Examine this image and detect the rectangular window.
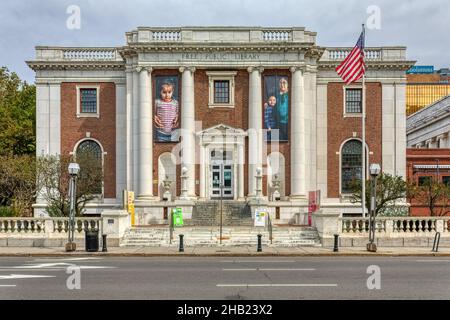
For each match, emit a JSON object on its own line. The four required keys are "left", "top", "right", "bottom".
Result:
{"left": 345, "top": 88, "right": 362, "bottom": 113}
{"left": 80, "top": 88, "right": 98, "bottom": 113}
{"left": 418, "top": 176, "right": 432, "bottom": 186}
{"left": 443, "top": 176, "right": 450, "bottom": 186}
{"left": 214, "top": 80, "right": 230, "bottom": 104}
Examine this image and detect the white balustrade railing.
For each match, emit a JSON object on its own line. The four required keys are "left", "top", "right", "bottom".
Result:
{"left": 0, "top": 217, "right": 102, "bottom": 234}
{"left": 326, "top": 49, "right": 381, "bottom": 61}
{"left": 339, "top": 217, "right": 450, "bottom": 235}
{"left": 0, "top": 218, "right": 46, "bottom": 234}
{"left": 263, "top": 30, "right": 291, "bottom": 41}
{"left": 63, "top": 49, "right": 117, "bottom": 60}
{"left": 341, "top": 218, "right": 386, "bottom": 234}
{"left": 152, "top": 31, "right": 181, "bottom": 41}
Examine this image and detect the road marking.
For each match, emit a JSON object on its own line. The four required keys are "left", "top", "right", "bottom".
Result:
{"left": 217, "top": 284, "right": 338, "bottom": 287}
{"left": 12, "top": 263, "right": 116, "bottom": 270}
{"left": 0, "top": 269, "right": 62, "bottom": 272}
{"left": 0, "top": 285, "right": 16, "bottom": 287}
{"left": 221, "top": 260, "right": 296, "bottom": 263}
{"left": 416, "top": 260, "right": 450, "bottom": 262}
{"left": 28, "top": 257, "right": 103, "bottom": 262}
{"left": 0, "top": 274, "right": 56, "bottom": 280}
{"left": 222, "top": 268, "right": 315, "bottom": 271}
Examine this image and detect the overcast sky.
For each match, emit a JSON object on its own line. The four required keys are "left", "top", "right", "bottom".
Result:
{"left": 1, "top": 0, "right": 448, "bottom": 83}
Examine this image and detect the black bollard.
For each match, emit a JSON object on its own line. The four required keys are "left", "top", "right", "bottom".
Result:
{"left": 257, "top": 234, "right": 262, "bottom": 252}
{"left": 179, "top": 234, "right": 184, "bottom": 252}
{"left": 333, "top": 234, "right": 339, "bottom": 252}
{"left": 102, "top": 234, "right": 108, "bottom": 252}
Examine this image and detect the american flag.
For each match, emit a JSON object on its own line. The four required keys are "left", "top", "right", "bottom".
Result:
{"left": 336, "top": 31, "right": 366, "bottom": 85}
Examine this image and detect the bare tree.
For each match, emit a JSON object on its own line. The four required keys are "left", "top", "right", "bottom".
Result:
{"left": 36, "top": 153, "right": 103, "bottom": 217}
{"left": 407, "top": 178, "right": 450, "bottom": 217}
{"left": 351, "top": 173, "right": 407, "bottom": 217}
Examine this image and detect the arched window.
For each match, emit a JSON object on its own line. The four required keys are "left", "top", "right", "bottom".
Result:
{"left": 341, "top": 140, "right": 363, "bottom": 194}
{"left": 75, "top": 140, "right": 103, "bottom": 195}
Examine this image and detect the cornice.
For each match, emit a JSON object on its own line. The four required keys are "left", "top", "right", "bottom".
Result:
{"left": 318, "top": 60, "right": 416, "bottom": 72}
{"left": 26, "top": 61, "right": 125, "bottom": 71}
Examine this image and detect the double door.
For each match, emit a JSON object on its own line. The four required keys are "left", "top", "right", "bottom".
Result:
{"left": 210, "top": 163, "right": 233, "bottom": 199}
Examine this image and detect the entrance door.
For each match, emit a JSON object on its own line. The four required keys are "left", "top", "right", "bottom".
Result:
{"left": 210, "top": 150, "right": 234, "bottom": 199}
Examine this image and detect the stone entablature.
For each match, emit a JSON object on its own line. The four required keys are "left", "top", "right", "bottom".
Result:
{"left": 407, "top": 95, "right": 450, "bottom": 148}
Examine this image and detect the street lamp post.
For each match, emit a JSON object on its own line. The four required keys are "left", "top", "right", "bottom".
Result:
{"left": 65, "top": 162, "right": 80, "bottom": 252}
{"left": 367, "top": 163, "right": 381, "bottom": 252}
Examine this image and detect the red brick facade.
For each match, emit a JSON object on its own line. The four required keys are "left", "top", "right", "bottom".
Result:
{"left": 327, "top": 82, "right": 383, "bottom": 198}
{"left": 406, "top": 148, "right": 450, "bottom": 216}
{"left": 60, "top": 82, "right": 116, "bottom": 198}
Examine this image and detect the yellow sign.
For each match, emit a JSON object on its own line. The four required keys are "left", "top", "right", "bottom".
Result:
{"left": 127, "top": 191, "right": 135, "bottom": 226}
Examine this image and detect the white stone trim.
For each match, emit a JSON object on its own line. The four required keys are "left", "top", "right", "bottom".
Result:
{"left": 76, "top": 85, "right": 100, "bottom": 118}
{"left": 342, "top": 85, "right": 365, "bottom": 117}
{"left": 206, "top": 71, "right": 237, "bottom": 108}
{"left": 338, "top": 138, "right": 370, "bottom": 199}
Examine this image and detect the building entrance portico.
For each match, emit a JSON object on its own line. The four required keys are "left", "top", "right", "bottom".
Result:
{"left": 197, "top": 124, "right": 247, "bottom": 201}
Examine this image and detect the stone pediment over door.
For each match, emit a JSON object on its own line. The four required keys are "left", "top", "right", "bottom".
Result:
{"left": 197, "top": 123, "right": 247, "bottom": 145}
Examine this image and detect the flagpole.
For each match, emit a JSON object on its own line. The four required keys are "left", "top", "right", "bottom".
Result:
{"left": 361, "top": 24, "right": 366, "bottom": 218}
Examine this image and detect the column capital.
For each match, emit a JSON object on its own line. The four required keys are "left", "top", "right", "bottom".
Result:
{"left": 179, "top": 66, "right": 196, "bottom": 73}
{"left": 290, "top": 66, "right": 302, "bottom": 73}
{"left": 247, "top": 66, "right": 264, "bottom": 74}
{"left": 136, "top": 66, "right": 153, "bottom": 74}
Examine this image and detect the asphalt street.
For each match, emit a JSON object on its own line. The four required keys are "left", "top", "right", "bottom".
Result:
{"left": 0, "top": 256, "right": 449, "bottom": 299}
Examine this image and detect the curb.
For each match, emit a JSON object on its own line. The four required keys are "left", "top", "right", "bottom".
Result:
{"left": 0, "top": 252, "right": 449, "bottom": 257}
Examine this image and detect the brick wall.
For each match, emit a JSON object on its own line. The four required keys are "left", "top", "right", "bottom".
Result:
{"left": 327, "top": 82, "right": 382, "bottom": 198}
{"left": 60, "top": 82, "right": 116, "bottom": 199}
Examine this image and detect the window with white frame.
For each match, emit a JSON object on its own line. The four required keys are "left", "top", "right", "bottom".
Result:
{"left": 344, "top": 88, "right": 363, "bottom": 115}
{"left": 75, "top": 139, "right": 103, "bottom": 196}
{"left": 207, "top": 71, "right": 237, "bottom": 108}
{"left": 341, "top": 140, "right": 363, "bottom": 194}
{"left": 77, "top": 86, "right": 100, "bottom": 117}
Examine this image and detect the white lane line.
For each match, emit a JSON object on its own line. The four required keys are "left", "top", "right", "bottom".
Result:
{"left": 222, "top": 268, "right": 315, "bottom": 271}
{"left": 0, "top": 269, "right": 61, "bottom": 272}
{"left": 415, "top": 260, "right": 450, "bottom": 262}
{"left": 221, "top": 260, "right": 296, "bottom": 263}
{"left": 217, "top": 284, "right": 338, "bottom": 287}
{"left": 0, "top": 274, "right": 56, "bottom": 280}
{"left": 0, "top": 285, "right": 16, "bottom": 287}
{"left": 28, "top": 258, "right": 103, "bottom": 262}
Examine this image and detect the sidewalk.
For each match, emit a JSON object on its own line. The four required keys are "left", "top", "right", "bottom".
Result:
{"left": 0, "top": 246, "right": 449, "bottom": 257}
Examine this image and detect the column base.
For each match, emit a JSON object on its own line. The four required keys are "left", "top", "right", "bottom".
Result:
{"left": 135, "top": 195, "right": 159, "bottom": 202}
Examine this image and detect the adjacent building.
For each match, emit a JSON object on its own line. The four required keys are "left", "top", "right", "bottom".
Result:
{"left": 27, "top": 26, "right": 413, "bottom": 223}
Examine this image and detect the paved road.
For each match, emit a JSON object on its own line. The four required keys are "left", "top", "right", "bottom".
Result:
{"left": 0, "top": 256, "right": 449, "bottom": 299}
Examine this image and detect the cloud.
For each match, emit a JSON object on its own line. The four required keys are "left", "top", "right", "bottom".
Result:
{"left": 0, "top": 0, "right": 448, "bottom": 83}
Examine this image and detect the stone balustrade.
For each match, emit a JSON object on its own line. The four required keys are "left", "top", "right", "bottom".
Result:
{"left": 262, "top": 30, "right": 291, "bottom": 41}
{"left": 0, "top": 217, "right": 102, "bottom": 235}
{"left": 339, "top": 216, "right": 450, "bottom": 236}
{"left": 63, "top": 48, "right": 117, "bottom": 60}
{"left": 321, "top": 47, "right": 407, "bottom": 62}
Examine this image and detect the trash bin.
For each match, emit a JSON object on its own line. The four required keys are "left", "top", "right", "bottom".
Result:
{"left": 85, "top": 229, "right": 99, "bottom": 252}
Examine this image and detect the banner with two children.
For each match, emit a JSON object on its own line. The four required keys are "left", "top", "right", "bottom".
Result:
{"left": 263, "top": 75, "right": 289, "bottom": 142}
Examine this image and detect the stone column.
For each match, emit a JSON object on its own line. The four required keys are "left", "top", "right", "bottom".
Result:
{"left": 125, "top": 67, "right": 133, "bottom": 191}
{"left": 238, "top": 142, "right": 245, "bottom": 199}
{"left": 137, "top": 66, "right": 153, "bottom": 199}
{"left": 179, "top": 66, "right": 196, "bottom": 197}
{"left": 290, "top": 67, "right": 306, "bottom": 198}
{"left": 247, "top": 66, "right": 264, "bottom": 197}
{"left": 132, "top": 69, "right": 139, "bottom": 192}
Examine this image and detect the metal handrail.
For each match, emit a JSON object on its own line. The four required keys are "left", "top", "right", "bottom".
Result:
{"left": 267, "top": 213, "right": 273, "bottom": 244}
{"left": 169, "top": 207, "right": 174, "bottom": 244}
{"left": 432, "top": 232, "right": 441, "bottom": 252}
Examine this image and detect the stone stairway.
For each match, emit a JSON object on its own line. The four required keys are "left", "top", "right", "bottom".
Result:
{"left": 120, "top": 226, "right": 321, "bottom": 247}
{"left": 187, "top": 201, "right": 253, "bottom": 226}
